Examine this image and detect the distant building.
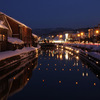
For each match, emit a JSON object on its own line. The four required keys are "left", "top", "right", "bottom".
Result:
{"left": 0, "top": 12, "right": 32, "bottom": 51}
{"left": 88, "top": 24, "right": 100, "bottom": 38}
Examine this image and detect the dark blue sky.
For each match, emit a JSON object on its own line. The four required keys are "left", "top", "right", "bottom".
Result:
{"left": 1, "top": 0, "right": 100, "bottom": 29}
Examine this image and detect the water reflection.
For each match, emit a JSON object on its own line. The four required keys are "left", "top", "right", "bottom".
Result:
{"left": 41, "top": 48, "right": 100, "bottom": 81}
{"left": 0, "top": 58, "right": 38, "bottom": 100}
{"left": 2, "top": 48, "right": 100, "bottom": 100}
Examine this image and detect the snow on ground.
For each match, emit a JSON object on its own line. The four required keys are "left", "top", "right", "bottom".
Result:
{"left": 0, "top": 47, "right": 36, "bottom": 61}
{"left": 64, "top": 43, "right": 100, "bottom": 51}
{"left": 88, "top": 52, "right": 100, "bottom": 60}
{"left": 8, "top": 37, "right": 24, "bottom": 45}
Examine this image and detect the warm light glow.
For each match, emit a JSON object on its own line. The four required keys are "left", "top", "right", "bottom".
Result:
{"left": 59, "top": 35, "right": 63, "bottom": 38}
{"left": 42, "top": 80, "right": 45, "bottom": 82}
{"left": 65, "top": 33, "right": 68, "bottom": 41}
{"left": 81, "top": 32, "right": 84, "bottom": 36}
{"left": 77, "top": 69, "right": 79, "bottom": 71}
{"left": 96, "top": 30, "right": 99, "bottom": 34}
{"left": 96, "top": 61, "right": 99, "bottom": 64}
{"left": 76, "top": 50, "right": 79, "bottom": 53}
{"left": 82, "top": 73, "right": 85, "bottom": 76}
{"left": 69, "top": 69, "right": 71, "bottom": 71}
{"left": 65, "top": 52, "right": 68, "bottom": 60}
{"left": 27, "top": 78, "right": 29, "bottom": 81}
{"left": 77, "top": 34, "right": 80, "bottom": 37}
{"left": 59, "top": 81, "right": 61, "bottom": 83}
{"left": 76, "top": 56, "right": 79, "bottom": 60}
{"left": 60, "top": 54, "right": 63, "bottom": 60}
{"left": 76, "top": 82, "right": 78, "bottom": 85}
{"left": 94, "top": 83, "right": 96, "bottom": 86}
{"left": 38, "top": 68, "right": 40, "bottom": 70}
{"left": 57, "top": 55, "right": 59, "bottom": 59}
{"left": 86, "top": 73, "right": 88, "bottom": 76}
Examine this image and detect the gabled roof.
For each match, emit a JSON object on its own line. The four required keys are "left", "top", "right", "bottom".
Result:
{"left": 0, "top": 12, "right": 31, "bottom": 29}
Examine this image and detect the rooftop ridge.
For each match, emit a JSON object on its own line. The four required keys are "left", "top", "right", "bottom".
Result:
{"left": 0, "top": 11, "right": 31, "bottom": 29}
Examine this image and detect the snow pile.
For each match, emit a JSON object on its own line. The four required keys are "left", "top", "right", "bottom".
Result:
{"left": 92, "top": 46, "right": 100, "bottom": 51}
{"left": 88, "top": 52, "right": 100, "bottom": 60}
{"left": 0, "top": 47, "right": 36, "bottom": 61}
{"left": 0, "top": 20, "right": 8, "bottom": 29}
{"left": 8, "top": 37, "right": 24, "bottom": 45}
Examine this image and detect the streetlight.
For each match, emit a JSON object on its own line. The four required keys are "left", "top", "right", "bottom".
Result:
{"left": 81, "top": 32, "right": 84, "bottom": 36}
{"left": 59, "top": 35, "right": 62, "bottom": 38}
{"left": 77, "top": 34, "right": 80, "bottom": 37}
{"left": 96, "top": 30, "right": 99, "bottom": 34}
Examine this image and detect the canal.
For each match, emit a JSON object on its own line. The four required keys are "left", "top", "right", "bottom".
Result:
{"left": 2, "top": 48, "right": 100, "bottom": 100}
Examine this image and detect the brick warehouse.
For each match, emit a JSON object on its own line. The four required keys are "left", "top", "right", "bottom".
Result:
{"left": 0, "top": 12, "right": 32, "bottom": 51}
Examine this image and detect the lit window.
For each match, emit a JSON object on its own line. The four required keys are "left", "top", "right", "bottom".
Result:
{"left": 0, "top": 34, "right": 3, "bottom": 41}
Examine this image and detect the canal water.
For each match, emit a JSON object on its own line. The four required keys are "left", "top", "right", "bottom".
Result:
{"left": 4, "top": 48, "right": 100, "bottom": 100}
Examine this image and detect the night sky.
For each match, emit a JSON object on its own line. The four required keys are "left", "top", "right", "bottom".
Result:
{"left": 1, "top": 0, "right": 100, "bottom": 29}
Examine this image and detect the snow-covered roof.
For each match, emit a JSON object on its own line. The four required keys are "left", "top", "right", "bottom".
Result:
{"left": 8, "top": 37, "right": 24, "bottom": 45}
{"left": 32, "top": 33, "right": 38, "bottom": 38}
{"left": 0, "top": 12, "right": 31, "bottom": 29}
{"left": 0, "top": 20, "right": 8, "bottom": 29}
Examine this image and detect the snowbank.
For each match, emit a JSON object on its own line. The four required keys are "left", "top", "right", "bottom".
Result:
{"left": 8, "top": 37, "right": 24, "bottom": 45}
{"left": 88, "top": 52, "right": 100, "bottom": 60}
{"left": 0, "top": 47, "right": 36, "bottom": 61}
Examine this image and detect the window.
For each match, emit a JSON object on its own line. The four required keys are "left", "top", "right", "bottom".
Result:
{"left": 0, "top": 34, "right": 3, "bottom": 41}
{"left": 3, "top": 35, "right": 5, "bottom": 41}
{"left": 0, "top": 34, "right": 5, "bottom": 41}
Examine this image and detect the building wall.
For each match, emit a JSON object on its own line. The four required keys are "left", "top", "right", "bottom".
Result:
{"left": 0, "top": 12, "right": 33, "bottom": 48}
{"left": 0, "top": 29, "right": 8, "bottom": 51}
{"left": 6, "top": 17, "right": 20, "bottom": 38}
{"left": 6, "top": 16, "right": 32, "bottom": 46}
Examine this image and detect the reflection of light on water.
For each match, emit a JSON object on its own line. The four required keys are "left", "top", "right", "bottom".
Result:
{"left": 49, "top": 53, "right": 50, "bottom": 57}
{"left": 65, "top": 52, "right": 68, "bottom": 60}
{"left": 82, "top": 73, "right": 85, "bottom": 77}
{"left": 94, "top": 83, "right": 96, "bottom": 86}
{"left": 61, "top": 49, "right": 63, "bottom": 51}
{"left": 55, "top": 68, "right": 57, "bottom": 71}
{"left": 52, "top": 53, "right": 54, "bottom": 57}
{"left": 76, "top": 56, "right": 79, "bottom": 60}
{"left": 96, "top": 75, "right": 98, "bottom": 77}
{"left": 76, "top": 82, "right": 78, "bottom": 85}
{"left": 86, "top": 73, "right": 88, "bottom": 76}
{"left": 60, "top": 54, "right": 63, "bottom": 60}
{"left": 76, "top": 63, "right": 78, "bottom": 66}
{"left": 57, "top": 55, "right": 59, "bottom": 59}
